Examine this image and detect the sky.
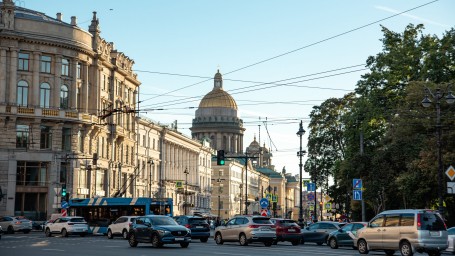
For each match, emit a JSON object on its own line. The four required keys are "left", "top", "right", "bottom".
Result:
{"left": 21, "top": 0, "right": 455, "bottom": 177}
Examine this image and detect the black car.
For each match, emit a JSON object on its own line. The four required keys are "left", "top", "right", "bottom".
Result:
{"left": 128, "top": 215, "right": 191, "bottom": 248}
{"left": 174, "top": 216, "right": 210, "bottom": 242}
{"left": 327, "top": 222, "right": 367, "bottom": 249}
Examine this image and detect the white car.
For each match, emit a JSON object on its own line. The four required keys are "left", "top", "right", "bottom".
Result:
{"left": 45, "top": 216, "right": 88, "bottom": 237}
{"left": 107, "top": 216, "right": 137, "bottom": 239}
{"left": 0, "top": 216, "right": 32, "bottom": 234}
{"left": 447, "top": 227, "right": 455, "bottom": 254}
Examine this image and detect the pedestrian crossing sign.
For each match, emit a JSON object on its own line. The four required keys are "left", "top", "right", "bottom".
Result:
{"left": 176, "top": 181, "right": 183, "bottom": 188}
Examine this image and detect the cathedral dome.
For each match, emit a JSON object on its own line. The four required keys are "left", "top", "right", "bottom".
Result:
{"left": 198, "top": 70, "right": 238, "bottom": 110}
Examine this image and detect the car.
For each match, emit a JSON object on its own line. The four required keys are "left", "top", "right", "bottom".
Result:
{"left": 0, "top": 225, "right": 2, "bottom": 239}
{"left": 214, "top": 215, "right": 276, "bottom": 247}
{"left": 354, "top": 209, "right": 447, "bottom": 256}
{"left": 107, "top": 216, "right": 137, "bottom": 239}
{"left": 0, "top": 216, "right": 32, "bottom": 234}
{"left": 447, "top": 227, "right": 455, "bottom": 254}
{"left": 128, "top": 215, "right": 191, "bottom": 248}
{"left": 270, "top": 218, "right": 301, "bottom": 245}
{"left": 44, "top": 216, "right": 89, "bottom": 237}
{"left": 301, "top": 221, "right": 341, "bottom": 245}
{"left": 174, "top": 215, "right": 210, "bottom": 242}
{"left": 327, "top": 222, "right": 367, "bottom": 249}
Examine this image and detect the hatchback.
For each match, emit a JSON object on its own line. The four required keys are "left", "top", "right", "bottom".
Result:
{"left": 301, "top": 221, "right": 341, "bottom": 245}
{"left": 107, "top": 216, "right": 137, "bottom": 239}
{"left": 447, "top": 227, "right": 455, "bottom": 254}
{"left": 327, "top": 222, "right": 367, "bottom": 249}
{"left": 44, "top": 216, "right": 89, "bottom": 237}
{"left": 128, "top": 215, "right": 191, "bottom": 248}
{"left": 0, "top": 216, "right": 32, "bottom": 234}
{"left": 174, "top": 215, "right": 210, "bottom": 242}
{"left": 214, "top": 215, "right": 276, "bottom": 247}
{"left": 355, "top": 209, "right": 447, "bottom": 256}
{"left": 270, "top": 218, "right": 301, "bottom": 245}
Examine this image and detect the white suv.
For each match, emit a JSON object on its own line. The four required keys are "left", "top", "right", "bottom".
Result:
{"left": 107, "top": 216, "right": 137, "bottom": 239}
{"left": 45, "top": 216, "right": 88, "bottom": 237}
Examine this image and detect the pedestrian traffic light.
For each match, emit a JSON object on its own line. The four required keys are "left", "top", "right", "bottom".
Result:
{"left": 61, "top": 184, "right": 67, "bottom": 197}
{"left": 216, "top": 150, "right": 225, "bottom": 165}
{"left": 93, "top": 153, "right": 98, "bottom": 165}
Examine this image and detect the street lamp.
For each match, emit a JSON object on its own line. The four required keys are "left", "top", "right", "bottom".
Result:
{"left": 296, "top": 120, "right": 306, "bottom": 226}
{"left": 184, "top": 167, "right": 189, "bottom": 215}
{"left": 218, "top": 181, "right": 223, "bottom": 221}
{"left": 147, "top": 159, "right": 154, "bottom": 198}
{"left": 421, "top": 86, "right": 455, "bottom": 216}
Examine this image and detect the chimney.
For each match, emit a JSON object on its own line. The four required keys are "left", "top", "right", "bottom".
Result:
{"left": 71, "top": 16, "right": 77, "bottom": 26}
{"left": 56, "top": 13, "right": 62, "bottom": 21}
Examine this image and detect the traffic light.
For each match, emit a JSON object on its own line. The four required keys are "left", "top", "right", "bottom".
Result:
{"left": 216, "top": 150, "right": 225, "bottom": 165}
{"left": 61, "top": 184, "right": 67, "bottom": 197}
{"left": 93, "top": 153, "right": 98, "bottom": 165}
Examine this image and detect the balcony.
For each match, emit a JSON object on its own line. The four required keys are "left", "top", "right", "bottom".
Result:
{"left": 0, "top": 105, "right": 80, "bottom": 120}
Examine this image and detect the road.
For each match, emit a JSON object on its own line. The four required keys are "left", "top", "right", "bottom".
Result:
{"left": 0, "top": 231, "right": 451, "bottom": 256}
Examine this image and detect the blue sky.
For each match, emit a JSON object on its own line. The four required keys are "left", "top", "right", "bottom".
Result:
{"left": 23, "top": 0, "right": 455, "bottom": 177}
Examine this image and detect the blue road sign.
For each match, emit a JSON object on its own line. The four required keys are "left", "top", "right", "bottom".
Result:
{"left": 307, "top": 183, "right": 316, "bottom": 191}
{"left": 353, "top": 179, "right": 362, "bottom": 189}
{"left": 61, "top": 200, "right": 69, "bottom": 209}
{"left": 307, "top": 192, "right": 315, "bottom": 201}
{"left": 260, "top": 198, "right": 269, "bottom": 208}
{"left": 353, "top": 190, "right": 362, "bottom": 201}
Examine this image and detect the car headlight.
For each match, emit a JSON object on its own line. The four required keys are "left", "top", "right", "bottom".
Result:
{"left": 187, "top": 228, "right": 191, "bottom": 234}
{"left": 157, "top": 230, "right": 171, "bottom": 235}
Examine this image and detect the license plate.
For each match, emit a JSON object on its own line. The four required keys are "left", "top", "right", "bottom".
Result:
{"left": 196, "top": 226, "right": 203, "bottom": 228}
{"left": 288, "top": 228, "right": 295, "bottom": 232}
{"left": 175, "top": 237, "right": 184, "bottom": 241}
{"left": 260, "top": 227, "right": 270, "bottom": 231}
{"left": 430, "top": 231, "right": 439, "bottom": 236}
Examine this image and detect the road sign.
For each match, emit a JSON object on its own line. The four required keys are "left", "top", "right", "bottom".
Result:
{"left": 307, "top": 192, "right": 315, "bottom": 201}
{"left": 325, "top": 203, "right": 332, "bottom": 209}
{"left": 265, "top": 193, "right": 272, "bottom": 200}
{"left": 261, "top": 209, "right": 267, "bottom": 216}
{"left": 176, "top": 181, "right": 183, "bottom": 188}
{"left": 307, "top": 201, "right": 315, "bottom": 205}
{"left": 271, "top": 194, "right": 278, "bottom": 203}
{"left": 260, "top": 198, "right": 269, "bottom": 208}
{"left": 61, "top": 200, "right": 69, "bottom": 209}
{"left": 61, "top": 208, "right": 67, "bottom": 217}
{"left": 446, "top": 166, "right": 455, "bottom": 181}
{"left": 353, "top": 179, "right": 362, "bottom": 189}
{"left": 302, "top": 179, "right": 310, "bottom": 186}
{"left": 448, "top": 182, "right": 455, "bottom": 194}
{"left": 307, "top": 183, "right": 316, "bottom": 191}
{"left": 353, "top": 190, "right": 362, "bottom": 200}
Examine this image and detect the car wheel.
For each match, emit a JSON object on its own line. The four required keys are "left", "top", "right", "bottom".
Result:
{"left": 45, "top": 228, "right": 52, "bottom": 237}
{"left": 107, "top": 229, "right": 113, "bottom": 239}
{"left": 128, "top": 233, "right": 138, "bottom": 247}
{"left": 239, "top": 233, "right": 248, "bottom": 246}
{"left": 400, "top": 241, "right": 413, "bottom": 256}
{"left": 61, "top": 229, "right": 68, "bottom": 237}
{"left": 122, "top": 229, "right": 129, "bottom": 239}
{"left": 180, "top": 242, "right": 189, "bottom": 248}
{"left": 264, "top": 241, "right": 273, "bottom": 247}
{"left": 291, "top": 240, "right": 300, "bottom": 246}
{"left": 200, "top": 237, "right": 209, "bottom": 243}
{"left": 385, "top": 250, "right": 395, "bottom": 256}
{"left": 329, "top": 237, "right": 338, "bottom": 249}
{"left": 7, "top": 226, "right": 14, "bottom": 234}
{"left": 151, "top": 234, "right": 162, "bottom": 248}
{"left": 358, "top": 239, "right": 369, "bottom": 254}
{"left": 215, "top": 232, "right": 224, "bottom": 245}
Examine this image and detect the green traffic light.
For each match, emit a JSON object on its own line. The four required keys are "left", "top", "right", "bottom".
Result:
{"left": 220, "top": 159, "right": 225, "bottom": 165}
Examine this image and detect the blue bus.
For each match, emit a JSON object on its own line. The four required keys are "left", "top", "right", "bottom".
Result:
{"left": 68, "top": 197, "right": 173, "bottom": 234}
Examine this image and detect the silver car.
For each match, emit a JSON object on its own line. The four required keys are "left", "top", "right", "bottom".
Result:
{"left": 0, "top": 216, "right": 32, "bottom": 234}
{"left": 214, "top": 215, "right": 276, "bottom": 247}
{"left": 355, "top": 209, "right": 447, "bottom": 256}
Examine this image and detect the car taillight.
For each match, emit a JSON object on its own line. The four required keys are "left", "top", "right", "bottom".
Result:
{"left": 185, "top": 224, "right": 191, "bottom": 228}
{"left": 417, "top": 213, "right": 421, "bottom": 230}
{"left": 248, "top": 225, "right": 261, "bottom": 228}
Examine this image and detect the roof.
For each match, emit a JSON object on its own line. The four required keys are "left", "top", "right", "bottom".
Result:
{"left": 256, "top": 167, "right": 283, "bottom": 178}
{"left": 198, "top": 87, "right": 238, "bottom": 110}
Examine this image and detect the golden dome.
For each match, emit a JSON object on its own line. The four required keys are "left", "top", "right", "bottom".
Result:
{"left": 198, "top": 87, "right": 238, "bottom": 110}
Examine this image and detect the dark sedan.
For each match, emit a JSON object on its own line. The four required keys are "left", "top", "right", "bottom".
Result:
{"left": 327, "top": 222, "right": 367, "bottom": 249}
{"left": 301, "top": 221, "right": 341, "bottom": 245}
{"left": 128, "top": 215, "right": 191, "bottom": 248}
{"left": 174, "top": 215, "right": 210, "bottom": 242}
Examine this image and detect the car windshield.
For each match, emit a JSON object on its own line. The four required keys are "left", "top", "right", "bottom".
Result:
{"left": 70, "top": 218, "right": 86, "bottom": 223}
{"left": 151, "top": 217, "right": 178, "bottom": 226}
{"left": 448, "top": 228, "right": 455, "bottom": 235}
{"left": 188, "top": 218, "right": 207, "bottom": 224}
{"left": 252, "top": 218, "right": 272, "bottom": 224}
{"left": 420, "top": 213, "right": 445, "bottom": 231}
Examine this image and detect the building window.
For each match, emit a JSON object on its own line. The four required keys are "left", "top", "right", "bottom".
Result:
{"left": 40, "top": 55, "right": 52, "bottom": 73}
{"left": 96, "top": 169, "right": 105, "bottom": 193}
{"left": 77, "top": 130, "right": 84, "bottom": 152}
{"left": 39, "top": 82, "right": 51, "bottom": 108}
{"left": 79, "top": 169, "right": 88, "bottom": 188}
{"left": 62, "top": 128, "right": 71, "bottom": 151}
{"left": 61, "top": 58, "right": 69, "bottom": 76}
{"left": 16, "top": 124, "right": 29, "bottom": 148}
{"left": 126, "top": 146, "right": 129, "bottom": 164}
{"left": 77, "top": 63, "right": 82, "bottom": 79}
{"left": 16, "top": 161, "right": 48, "bottom": 187}
{"left": 40, "top": 125, "right": 52, "bottom": 149}
{"left": 117, "top": 81, "right": 122, "bottom": 97}
{"left": 60, "top": 162, "right": 68, "bottom": 183}
{"left": 17, "top": 80, "right": 29, "bottom": 106}
{"left": 18, "top": 53, "right": 30, "bottom": 71}
{"left": 60, "top": 84, "right": 69, "bottom": 109}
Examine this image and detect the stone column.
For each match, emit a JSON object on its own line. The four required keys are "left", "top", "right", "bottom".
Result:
{"left": 0, "top": 48, "right": 7, "bottom": 103}
{"left": 8, "top": 48, "right": 17, "bottom": 105}
{"left": 81, "top": 62, "right": 89, "bottom": 112}
{"left": 32, "top": 52, "right": 40, "bottom": 107}
{"left": 71, "top": 58, "right": 78, "bottom": 109}
{"left": 53, "top": 55, "right": 62, "bottom": 108}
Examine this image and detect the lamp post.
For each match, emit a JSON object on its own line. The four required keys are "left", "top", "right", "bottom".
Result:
{"left": 296, "top": 120, "right": 306, "bottom": 226}
{"left": 422, "top": 86, "right": 455, "bottom": 216}
{"left": 147, "top": 159, "right": 154, "bottom": 198}
{"left": 218, "top": 182, "right": 223, "bottom": 220}
{"left": 184, "top": 167, "right": 189, "bottom": 215}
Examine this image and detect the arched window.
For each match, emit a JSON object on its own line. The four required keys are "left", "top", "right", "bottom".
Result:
{"left": 60, "top": 84, "right": 69, "bottom": 109}
{"left": 17, "top": 80, "right": 29, "bottom": 106}
{"left": 40, "top": 83, "right": 51, "bottom": 108}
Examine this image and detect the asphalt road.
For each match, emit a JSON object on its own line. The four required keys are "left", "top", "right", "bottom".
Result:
{"left": 0, "top": 231, "right": 451, "bottom": 256}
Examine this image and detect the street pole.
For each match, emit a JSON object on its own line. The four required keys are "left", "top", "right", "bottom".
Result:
{"left": 184, "top": 167, "right": 189, "bottom": 215}
{"left": 296, "top": 121, "right": 306, "bottom": 225}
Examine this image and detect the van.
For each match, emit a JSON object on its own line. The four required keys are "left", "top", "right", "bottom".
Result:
{"left": 354, "top": 209, "right": 447, "bottom": 256}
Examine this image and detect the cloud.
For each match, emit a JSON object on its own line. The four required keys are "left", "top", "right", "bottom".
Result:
{"left": 375, "top": 5, "right": 449, "bottom": 28}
